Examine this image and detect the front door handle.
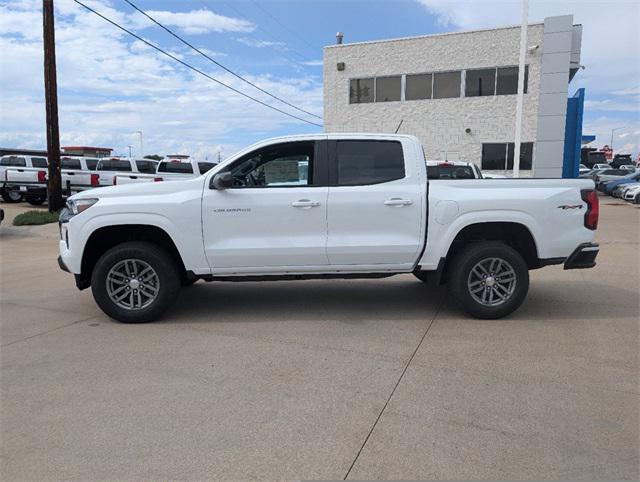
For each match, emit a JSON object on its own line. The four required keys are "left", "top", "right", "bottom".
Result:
{"left": 291, "top": 199, "right": 320, "bottom": 208}
{"left": 384, "top": 198, "right": 413, "bottom": 206}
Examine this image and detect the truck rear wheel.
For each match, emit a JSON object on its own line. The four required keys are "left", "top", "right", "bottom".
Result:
{"left": 91, "top": 241, "right": 180, "bottom": 323}
{"left": 448, "top": 242, "right": 529, "bottom": 319}
{"left": 1, "top": 187, "right": 23, "bottom": 203}
{"left": 25, "top": 194, "right": 46, "bottom": 205}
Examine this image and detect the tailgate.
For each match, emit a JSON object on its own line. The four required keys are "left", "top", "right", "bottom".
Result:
{"left": 62, "top": 170, "right": 92, "bottom": 188}
{"left": 113, "top": 174, "right": 157, "bottom": 185}
{"left": 5, "top": 168, "right": 45, "bottom": 185}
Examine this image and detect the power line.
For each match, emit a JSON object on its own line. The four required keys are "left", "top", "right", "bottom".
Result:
{"left": 249, "top": 0, "right": 321, "bottom": 54}
{"left": 122, "top": 0, "right": 321, "bottom": 120}
{"left": 71, "top": 0, "right": 322, "bottom": 127}
{"left": 216, "top": 0, "right": 315, "bottom": 65}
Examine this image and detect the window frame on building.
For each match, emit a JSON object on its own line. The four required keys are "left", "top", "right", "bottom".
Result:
{"left": 481, "top": 142, "right": 534, "bottom": 171}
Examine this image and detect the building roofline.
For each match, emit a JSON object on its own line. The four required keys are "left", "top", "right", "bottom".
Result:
{"left": 324, "top": 21, "right": 545, "bottom": 49}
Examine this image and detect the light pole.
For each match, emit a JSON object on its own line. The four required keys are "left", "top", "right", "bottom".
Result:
{"left": 610, "top": 126, "right": 627, "bottom": 152}
{"left": 128, "top": 145, "right": 133, "bottom": 158}
{"left": 512, "top": 0, "right": 528, "bottom": 178}
{"left": 136, "top": 130, "right": 143, "bottom": 157}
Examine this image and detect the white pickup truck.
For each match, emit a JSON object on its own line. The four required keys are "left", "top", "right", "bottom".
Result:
{"left": 61, "top": 156, "right": 101, "bottom": 193}
{"left": 58, "top": 134, "right": 600, "bottom": 323}
{"left": 95, "top": 158, "right": 159, "bottom": 187}
{"left": 112, "top": 158, "right": 216, "bottom": 185}
{"left": 2, "top": 154, "right": 49, "bottom": 205}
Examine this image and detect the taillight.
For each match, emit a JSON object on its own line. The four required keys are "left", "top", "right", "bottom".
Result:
{"left": 581, "top": 189, "right": 599, "bottom": 230}
{"left": 154, "top": 177, "right": 163, "bottom": 182}
{"left": 37, "top": 170, "right": 46, "bottom": 183}
{"left": 90, "top": 173, "right": 99, "bottom": 186}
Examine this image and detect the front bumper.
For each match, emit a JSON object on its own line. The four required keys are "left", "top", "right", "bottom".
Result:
{"left": 564, "top": 242, "right": 599, "bottom": 270}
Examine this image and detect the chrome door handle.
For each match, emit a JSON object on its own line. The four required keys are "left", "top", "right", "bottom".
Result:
{"left": 291, "top": 199, "right": 320, "bottom": 208}
{"left": 384, "top": 198, "right": 413, "bottom": 206}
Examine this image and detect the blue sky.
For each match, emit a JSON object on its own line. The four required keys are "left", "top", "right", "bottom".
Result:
{"left": 0, "top": 0, "right": 638, "bottom": 159}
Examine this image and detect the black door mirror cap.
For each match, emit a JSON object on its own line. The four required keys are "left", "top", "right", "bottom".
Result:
{"left": 211, "top": 171, "right": 234, "bottom": 190}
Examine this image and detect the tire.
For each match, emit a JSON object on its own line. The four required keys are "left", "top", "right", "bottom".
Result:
{"left": 1, "top": 187, "right": 23, "bottom": 203}
{"left": 25, "top": 194, "right": 46, "bottom": 205}
{"left": 448, "top": 242, "right": 529, "bottom": 319}
{"left": 91, "top": 241, "right": 181, "bottom": 323}
{"left": 413, "top": 271, "right": 430, "bottom": 283}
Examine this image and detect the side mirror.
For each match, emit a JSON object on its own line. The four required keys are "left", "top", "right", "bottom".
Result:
{"left": 211, "top": 172, "right": 234, "bottom": 190}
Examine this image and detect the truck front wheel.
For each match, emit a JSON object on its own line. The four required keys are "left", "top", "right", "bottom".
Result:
{"left": 448, "top": 242, "right": 529, "bottom": 319}
{"left": 91, "top": 242, "right": 180, "bottom": 323}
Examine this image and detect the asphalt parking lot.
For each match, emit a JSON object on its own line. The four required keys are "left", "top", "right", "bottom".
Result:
{"left": 1, "top": 199, "right": 638, "bottom": 480}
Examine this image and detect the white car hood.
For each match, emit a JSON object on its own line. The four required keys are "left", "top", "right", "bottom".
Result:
{"left": 70, "top": 177, "right": 204, "bottom": 201}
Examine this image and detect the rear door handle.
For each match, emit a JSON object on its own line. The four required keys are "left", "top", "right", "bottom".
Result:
{"left": 384, "top": 198, "right": 413, "bottom": 206}
{"left": 291, "top": 199, "right": 320, "bottom": 208}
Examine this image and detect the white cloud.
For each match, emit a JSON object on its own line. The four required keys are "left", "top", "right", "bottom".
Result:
{"left": 612, "top": 86, "right": 640, "bottom": 96}
{"left": 235, "top": 37, "right": 286, "bottom": 48}
{"left": 0, "top": 0, "right": 322, "bottom": 158}
{"left": 138, "top": 9, "right": 254, "bottom": 35}
{"left": 301, "top": 60, "right": 323, "bottom": 66}
{"left": 584, "top": 97, "right": 640, "bottom": 112}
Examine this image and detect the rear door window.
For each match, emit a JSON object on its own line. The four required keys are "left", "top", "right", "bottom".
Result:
{"left": 198, "top": 162, "right": 215, "bottom": 174}
{"left": 136, "top": 160, "right": 158, "bottom": 174}
{"left": 61, "top": 158, "right": 82, "bottom": 170}
{"left": 158, "top": 162, "right": 194, "bottom": 174}
{"left": 31, "top": 157, "right": 48, "bottom": 168}
{"left": 334, "top": 140, "right": 405, "bottom": 186}
{"left": 1, "top": 156, "right": 27, "bottom": 167}
{"left": 85, "top": 159, "right": 99, "bottom": 170}
{"left": 97, "top": 160, "right": 132, "bottom": 172}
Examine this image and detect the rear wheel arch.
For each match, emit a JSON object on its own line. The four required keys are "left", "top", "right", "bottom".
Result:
{"left": 79, "top": 224, "right": 187, "bottom": 288}
{"left": 437, "top": 222, "right": 539, "bottom": 284}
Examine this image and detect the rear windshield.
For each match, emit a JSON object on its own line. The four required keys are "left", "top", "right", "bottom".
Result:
{"left": 97, "top": 160, "right": 132, "bottom": 172}
{"left": 31, "top": 157, "right": 48, "bottom": 168}
{"left": 198, "top": 162, "right": 215, "bottom": 174}
{"left": 61, "top": 158, "right": 82, "bottom": 170}
{"left": 136, "top": 160, "right": 158, "bottom": 174}
{"left": 602, "top": 170, "right": 627, "bottom": 175}
{"left": 85, "top": 159, "right": 99, "bottom": 170}
{"left": 1, "top": 156, "right": 26, "bottom": 167}
{"left": 158, "top": 162, "right": 194, "bottom": 174}
{"left": 427, "top": 165, "right": 475, "bottom": 179}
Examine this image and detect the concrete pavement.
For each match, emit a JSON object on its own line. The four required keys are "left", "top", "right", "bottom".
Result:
{"left": 1, "top": 199, "right": 638, "bottom": 479}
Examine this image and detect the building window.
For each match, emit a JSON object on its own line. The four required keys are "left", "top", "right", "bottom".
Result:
{"left": 375, "top": 76, "right": 401, "bottom": 102}
{"left": 335, "top": 140, "right": 405, "bottom": 186}
{"left": 433, "top": 71, "right": 461, "bottom": 99}
{"left": 465, "top": 68, "right": 496, "bottom": 97}
{"left": 496, "top": 66, "right": 529, "bottom": 95}
{"left": 481, "top": 142, "right": 534, "bottom": 170}
{"left": 349, "top": 78, "right": 374, "bottom": 104}
{"left": 406, "top": 73, "right": 433, "bottom": 100}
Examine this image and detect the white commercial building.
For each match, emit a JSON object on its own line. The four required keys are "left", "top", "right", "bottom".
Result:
{"left": 323, "top": 15, "right": 584, "bottom": 177}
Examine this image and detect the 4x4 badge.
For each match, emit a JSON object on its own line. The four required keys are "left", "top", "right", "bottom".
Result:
{"left": 557, "top": 205, "right": 583, "bottom": 210}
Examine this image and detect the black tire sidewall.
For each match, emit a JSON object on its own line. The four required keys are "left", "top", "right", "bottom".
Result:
{"left": 1, "top": 187, "right": 23, "bottom": 203}
{"left": 449, "top": 242, "right": 529, "bottom": 319}
{"left": 25, "top": 195, "right": 46, "bottom": 205}
{"left": 91, "top": 242, "right": 180, "bottom": 323}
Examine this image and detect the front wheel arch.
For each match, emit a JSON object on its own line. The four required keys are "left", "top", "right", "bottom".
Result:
{"left": 79, "top": 224, "right": 187, "bottom": 289}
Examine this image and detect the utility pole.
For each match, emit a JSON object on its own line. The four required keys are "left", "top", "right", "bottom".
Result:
{"left": 43, "top": 0, "right": 63, "bottom": 211}
{"left": 128, "top": 145, "right": 133, "bottom": 158}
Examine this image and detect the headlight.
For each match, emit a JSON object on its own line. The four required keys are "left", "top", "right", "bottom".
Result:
{"left": 67, "top": 198, "right": 99, "bottom": 215}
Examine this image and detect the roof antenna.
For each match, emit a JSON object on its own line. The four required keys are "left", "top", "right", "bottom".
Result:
{"left": 394, "top": 119, "right": 404, "bottom": 134}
